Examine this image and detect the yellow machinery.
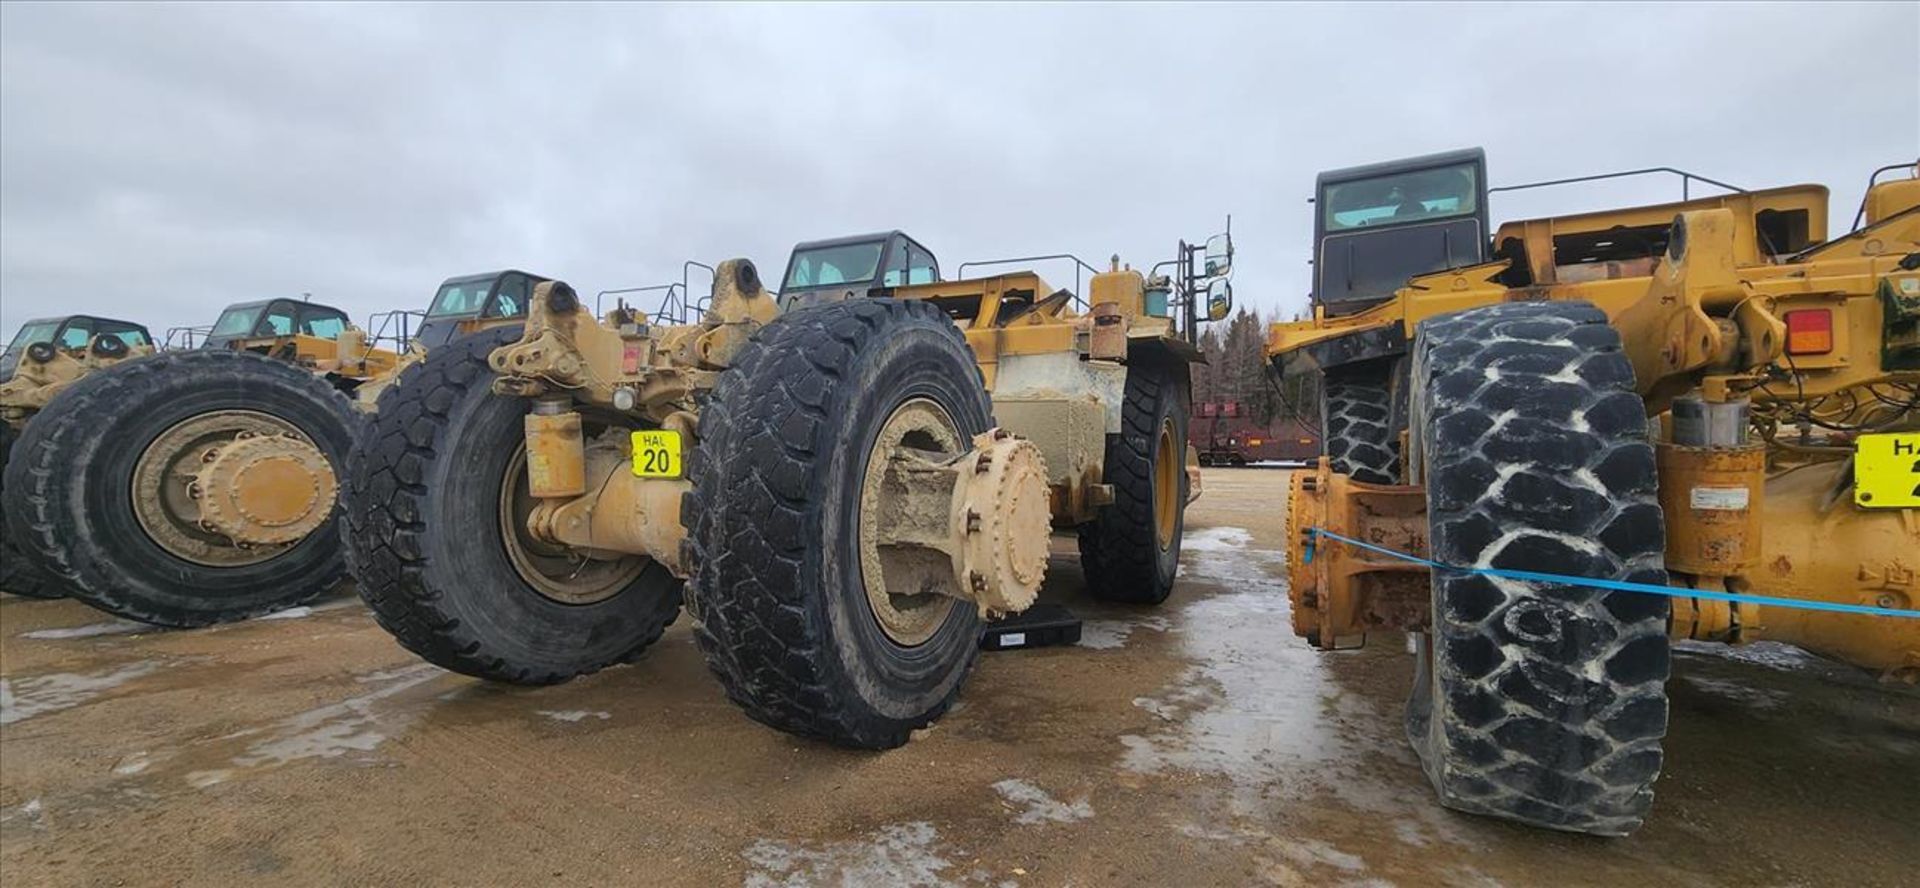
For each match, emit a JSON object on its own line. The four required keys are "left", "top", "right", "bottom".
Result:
{"left": 1270, "top": 153, "right": 1919, "bottom": 836}
{"left": 344, "top": 228, "right": 1232, "bottom": 748}
{"left": 0, "top": 315, "right": 157, "bottom": 599}
{"left": 0, "top": 276, "right": 534, "bottom": 624}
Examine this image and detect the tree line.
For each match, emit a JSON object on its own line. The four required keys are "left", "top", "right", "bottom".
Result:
{"left": 1190, "top": 306, "right": 1320, "bottom": 433}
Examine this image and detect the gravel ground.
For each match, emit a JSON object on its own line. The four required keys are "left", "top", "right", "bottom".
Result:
{"left": 2, "top": 468, "right": 1916, "bottom": 886}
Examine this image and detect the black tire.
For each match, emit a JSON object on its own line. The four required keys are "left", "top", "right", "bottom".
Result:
{"left": 1322, "top": 367, "right": 1400, "bottom": 484}
{"left": 685, "top": 299, "right": 990, "bottom": 749}
{"left": 1, "top": 350, "right": 361, "bottom": 626}
{"left": 1076, "top": 356, "right": 1190, "bottom": 605}
{"left": 1, "top": 421, "right": 65, "bottom": 599}
{"left": 1405, "top": 301, "right": 1669, "bottom": 836}
{"left": 343, "top": 326, "right": 682, "bottom": 685}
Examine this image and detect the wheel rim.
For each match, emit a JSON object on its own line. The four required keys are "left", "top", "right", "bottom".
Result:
{"left": 857, "top": 397, "right": 964, "bottom": 647}
{"left": 497, "top": 444, "right": 647, "bottom": 605}
{"left": 1153, "top": 417, "right": 1179, "bottom": 550}
{"left": 132, "top": 409, "right": 308, "bottom": 567}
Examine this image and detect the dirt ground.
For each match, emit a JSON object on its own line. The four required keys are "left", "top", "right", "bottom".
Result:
{"left": 2, "top": 468, "right": 1916, "bottom": 887}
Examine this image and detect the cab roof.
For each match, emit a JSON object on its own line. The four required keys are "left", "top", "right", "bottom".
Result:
{"left": 1317, "top": 147, "right": 1486, "bottom": 188}
{"left": 789, "top": 231, "right": 906, "bottom": 252}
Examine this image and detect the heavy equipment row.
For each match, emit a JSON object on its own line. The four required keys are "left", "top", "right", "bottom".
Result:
{"left": 6, "top": 158, "right": 1913, "bottom": 841}
{"left": 0, "top": 271, "right": 540, "bottom": 623}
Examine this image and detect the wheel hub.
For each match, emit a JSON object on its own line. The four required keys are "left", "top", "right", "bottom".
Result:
{"left": 858, "top": 399, "right": 1051, "bottom": 646}
{"left": 132, "top": 410, "right": 330, "bottom": 567}
{"left": 194, "top": 433, "right": 335, "bottom": 544}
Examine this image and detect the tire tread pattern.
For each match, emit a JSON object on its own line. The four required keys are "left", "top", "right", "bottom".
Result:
{"left": 1409, "top": 300, "right": 1669, "bottom": 836}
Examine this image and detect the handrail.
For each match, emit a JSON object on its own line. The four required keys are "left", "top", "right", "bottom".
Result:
{"left": 955, "top": 253, "right": 1101, "bottom": 309}
{"left": 1850, "top": 162, "right": 1917, "bottom": 232}
{"left": 595, "top": 284, "right": 678, "bottom": 322}
{"left": 1488, "top": 167, "right": 1745, "bottom": 202}
{"left": 162, "top": 325, "right": 213, "bottom": 350}
{"left": 365, "top": 309, "right": 426, "bottom": 353}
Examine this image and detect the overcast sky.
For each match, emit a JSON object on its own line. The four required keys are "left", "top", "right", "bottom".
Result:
{"left": 2, "top": 2, "right": 1916, "bottom": 341}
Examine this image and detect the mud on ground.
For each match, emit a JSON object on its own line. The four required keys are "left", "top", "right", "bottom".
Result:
{"left": 2, "top": 468, "right": 1916, "bottom": 886}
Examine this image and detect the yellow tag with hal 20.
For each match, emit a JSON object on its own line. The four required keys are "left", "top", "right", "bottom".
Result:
{"left": 1854, "top": 432, "right": 1920, "bottom": 508}
{"left": 631, "top": 429, "right": 683, "bottom": 479}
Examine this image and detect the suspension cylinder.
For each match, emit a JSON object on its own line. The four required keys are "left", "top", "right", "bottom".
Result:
{"left": 524, "top": 398, "right": 587, "bottom": 498}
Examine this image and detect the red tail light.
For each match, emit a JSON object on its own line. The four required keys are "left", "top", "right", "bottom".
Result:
{"left": 1784, "top": 309, "right": 1833, "bottom": 355}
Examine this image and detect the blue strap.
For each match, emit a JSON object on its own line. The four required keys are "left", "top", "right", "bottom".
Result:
{"left": 1305, "top": 527, "right": 1920, "bottom": 620}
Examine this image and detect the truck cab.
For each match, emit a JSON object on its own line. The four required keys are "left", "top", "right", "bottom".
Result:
{"left": 1313, "top": 147, "right": 1489, "bottom": 315}
{"left": 1, "top": 314, "right": 153, "bottom": 381}
{"left": 778, "top": 231, "right": 941, "bottom": 309}
{"left": 415, "top": 270, "right": 544, "bottom": 348}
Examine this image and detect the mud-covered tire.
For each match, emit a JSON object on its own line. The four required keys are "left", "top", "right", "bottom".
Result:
{"left": 343, "top": 325, "right": 682, "bottom": 685}
{"left": 0, "top": 421, "right": 65, "bottom": 599}
{"left": 685, "top": 299, "right": 990, "bottom": 749}
{"left": 1077, "top": 356, "right": 1190, "bottom": 605}
{"left": 1, "top": 350, "right": 361, "bottom": 626}
{"left": 1322, "top": 368, "right": 1400, "bottom": 484}
{"left": 1406, "top": 301, "right": 1669, "bottom": 836}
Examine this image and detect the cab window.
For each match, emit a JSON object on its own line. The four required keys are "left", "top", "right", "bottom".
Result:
{"left": 210, "top": 306, "right": 264, "bottom": 337}
{"left": 56, "top": 318, "right": 94, "bottom": 349}
{"left": 98, "top": 321, "right": 150, "bottom": 348}
{"left": 881, "top": 238, "right": 911, "bottom": 286}
{"left": 1323, "top": 162, "right": 1479, "bottom": 231}
{"left": 905, "top": 244, "right": 938, "bottom": 285}
{"left": 428, "top": 280, "right": 490, "bottom": 317}
{"left": 300, "top": 307, "right": 349, "bottom": 340}
{"left": 491, "top": 274, "right": 530, "bottom": 318}
{"left": 260, "top": 303, "right": 297, "bottom": 336}
{"left": 785, "top": 241, "right": 884, "bottom": 289}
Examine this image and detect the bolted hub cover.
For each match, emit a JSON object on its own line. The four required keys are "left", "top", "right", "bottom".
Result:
{"left": 958, "top": 430, "right": 1051, "bottom": 616}
{"left": 194, "top": 434, "right": 338, "bottom": 545}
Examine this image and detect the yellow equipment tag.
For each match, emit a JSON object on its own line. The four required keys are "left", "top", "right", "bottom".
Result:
{"left": 1854, "top": 432, "right": 1920, "bottom": 508}
{"left": 631, "top": 429, "right": 683, "bottom": 479}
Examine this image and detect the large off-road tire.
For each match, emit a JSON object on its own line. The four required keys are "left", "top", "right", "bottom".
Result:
{"left": 1077, "top": 356, "right": 1190, "bottom": 605}
{"left": 1405, "top": 301, "right": 1669, "bottom": 836}
{"left": 1321, "top": 365, "right": 1400, "bottom": 484}
{"left": 1, "top": 350, "right": 361, "bottom": 626}
{"left": 685, "top": 299, "right": 990, "bottom": 749}
{"left": 1, "top": 421, "right": 65, "bottom": 599}
{"left": 343, "top": 326, "right": 681, "bottom": 685}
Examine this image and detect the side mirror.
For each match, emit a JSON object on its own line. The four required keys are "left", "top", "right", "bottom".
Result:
{"left": 1204, "top": 232, "right": 1233, "bottom": 277}
{"left": 1205, "top": 279, "right": 1233, "bottom": 322}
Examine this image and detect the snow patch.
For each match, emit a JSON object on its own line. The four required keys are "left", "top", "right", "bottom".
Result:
{"left": 744, "top": 822, "right": 957, "bottom": 888}
{"left": 256, "top": 606, "right": 314, "bottom": 621}
{"left": 536, "top": 710, "right": 611, "bottom": 723}
{"left": 992, "top": 778, "right": 1092, "bottom": 825}
{"left": 0, "top": 661, "right": 163, "bottom": 725}
{"left": 21, "top": 620, "right": 148, "bottom": 640}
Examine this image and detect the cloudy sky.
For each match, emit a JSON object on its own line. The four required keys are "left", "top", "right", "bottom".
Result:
{"left": 2, "top": 2, "right": 1915, "bottom": 341}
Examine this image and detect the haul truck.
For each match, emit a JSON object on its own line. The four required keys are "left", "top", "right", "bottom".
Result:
{"left": 346, "top": 228, "right": 1233, "bottom": 747}
{"left": 1269, "top": 152, "right": 1919, "bottom": 835}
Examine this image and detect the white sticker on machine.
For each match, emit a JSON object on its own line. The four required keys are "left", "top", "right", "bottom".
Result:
{"left": 1690, "top": 486, "right": 1750, "bottom": 510}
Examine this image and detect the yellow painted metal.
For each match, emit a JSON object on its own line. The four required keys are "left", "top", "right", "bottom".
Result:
{"left": 1730, "top": 461, "right": 1920, "bottom": 680}
{"left": 0, "top": 341, "right": 153, "bottom": 426}
{"left": 1285, "top": 458, "right": 1430, "bottom": 648}
{"left": 523, "top": 408, "right": 587, "bottom": 498}
{"left": 1655, "top": 443, "right": 1766, "bottom": 574}
{"left": 1271, "top": 163, "right": 1920, "bottom": 677}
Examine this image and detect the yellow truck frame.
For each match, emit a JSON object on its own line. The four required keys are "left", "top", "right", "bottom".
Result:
{"left": 1270, "top": 158, "right": 1919, "bottom": 835}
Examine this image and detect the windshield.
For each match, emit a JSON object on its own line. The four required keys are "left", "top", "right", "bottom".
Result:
{"left": 6, "top": 321, "right": 59, "bottom": 352}
{"left": 429, "top": 280, "right": 493, "bottom": 317}
{"left": 210, "top": 306, "right": 264, "bottom": 337}
{"left": 784, "top": 242, "right": 884, "bottom": 289}
{"left": 1323, "top": 163, "right": 1479, "bottom": 231}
